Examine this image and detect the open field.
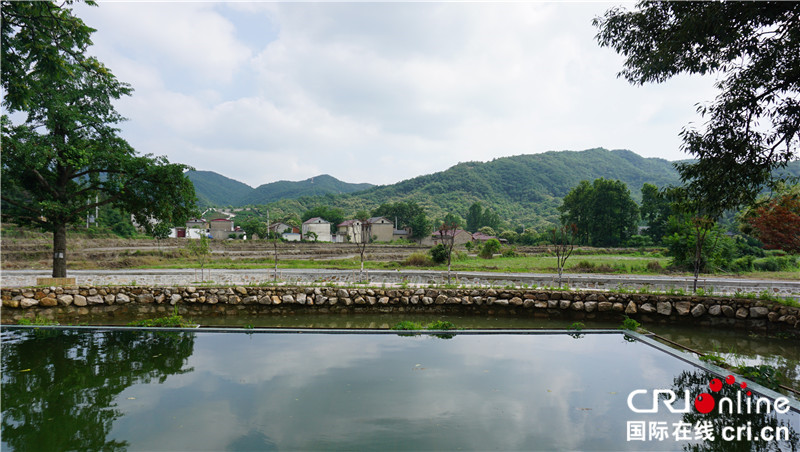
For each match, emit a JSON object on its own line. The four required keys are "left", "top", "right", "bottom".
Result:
{"left": 2, "top": 227, "right": 798, "bottom": 280}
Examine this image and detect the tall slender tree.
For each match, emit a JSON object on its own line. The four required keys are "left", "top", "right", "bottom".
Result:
{"left": 1, "top": 1, "right": 196, "bottom": 277}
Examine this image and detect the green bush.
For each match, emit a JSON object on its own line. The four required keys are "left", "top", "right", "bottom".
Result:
{"left": 391, "top": 321, "right": 424, "bottom": 330}
{"left": 501, "top": 247, "right": 517, "bottom": 258}
{"left": 729, "top": 255, "right": 755, "bottom": 272}
{"left": 429, "top": 244, "right": 449, "bottom": 264}
{"left": 479, "top": 238, "right": 501, "bottom": 259}
{"left": 626, "top": 235, "right": 654, "bottom": 248}
{"left": 426, "top": 320, "right": 456, "bottom": 330}
{"left": 402, "top": 252, "right": 433, "bottom": 267}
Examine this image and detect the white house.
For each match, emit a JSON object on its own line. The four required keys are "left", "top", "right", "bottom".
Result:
{"left": 302, "top": 217, "right": 332, "bottom": 242}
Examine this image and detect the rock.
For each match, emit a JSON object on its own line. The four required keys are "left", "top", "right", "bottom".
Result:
{"left": 282, "top": 294, "right": 294, "bottom": 304}
{"left": 495, "top": 299, "right": 509, "bottom": 306}
{"left": 534, "top": 300, "right": 548, "bottom": 309}
{"left": 57, "top": 295, "right": 74, "bottom": 306}
{"left": 116, "top": 293, "right": 131, "bottom": 304}
{"left": 73, "top": 295, "right": 87, "bottom": 307}
{"left": 337, "top": 289, "right": 349, "bottom": 298}
{"left": 559, "top": 299, "right": 571, "bottom": 309}
{"left": 242, "top": 296, "right": 257, "bottom": 305}
{"left": 422, "top": 297, "right": 433, "bottom": 305}
{"left": 87, "top": 295, "right": 104, "bottom": 305}
{"left": 447, "top": 297, "right": 461, "bottom": 305}
{"left": 691, "top": 304, "right": 707, "bottom": 317}
{"left": 228, "top": 296, "right": 241, "bottom": 305}
{"left": 767, "top": 311, "right": 779, "bottom": 322}
{"left": 708, "top": 305, "right": 722, "bottom": 316}
{"left": 510, "top": 297, "right": 523, "bottom": 306}
{"left": 547, "top": 299, "right": 558, "bottom": 309}
{"left": 271, "top": 295, "right": 281, "bottom": 305}
{"left": 379, "top": 297, "right": 390, "bottom": 304}
{"left": 640, "top": 303, "right": 655, "bottom": 314}
{"left": 598, "top": 302, "right": 613, "bottom": 312}
{"left": 435, "top": 295, "right": 448, "bottom": 305}
{"left": 675, "top": 302, "right": 691, "bottom": 316}
{"left": 612, "top": 302, "right": 624, "bottom": 312}
{"left": 258, "top": 296, "right": 272, "bottom": 305}
{"left": 344, "top": 298, "right": 353, "bottom": 306}
{"left": 735, "top": 308, "right": 749, "bottom": 319}
{"left": 657, "top": 302, "right": 672, "bottom": 316}
{"left": 721, "top": 305, "right": 735, "bottom": 318}
{"left": 523, "top": 299, "right": 535, "bottom": 308}
{"left": 3, "top": 299, "right": 20, "bottom": 308}
{"left": 328, "top": 297, "right": 338, "bottom": 305}
{"left": 584, "top": 301, "right": 597, "bottom": 313}
{"left": 186, "top": 287, "right": 196, "bottom": 293}
{"left": 20, "top": 298, "right": 38, "bottom": 308}
{"left": 40, "top": 297, "right": 57, "bottom": 307}
{"left": 571, "top": 301, "right": 585, "bottom": 311}
{"left": 235, "top": 287, "right": 248, "bottom": 295}
{"left": 137, "top": 293, "right": 154, "bottom": 304}
{"left": 207, "top": 296, "right": 218, "bottom": 304}
{"left": 750, "top": 307, "right": 769, "bottom": 319}
{"left": 625, "top": 301, "right": 637, "bottom": 315}
{"left": 104, "top": 294, "right": 115, "bottom": 304}
{"left": 410, "top": 296, "right": 419, "bottom": 305}
{"left": 296, "top": 293, "right": 307, "bottom": 304}
{"left": 170, "top": 294, "right": 181, "bottom": 304}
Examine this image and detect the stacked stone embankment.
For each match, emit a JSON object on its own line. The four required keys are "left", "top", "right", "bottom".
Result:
{"left": 2, "top": 285, "right": 798, "bottom": 333}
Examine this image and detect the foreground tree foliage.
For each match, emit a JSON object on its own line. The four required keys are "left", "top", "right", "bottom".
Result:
{"left": 595, "top": 2, "right": 800, "bottom": 213}
{"left": 744, "top": 189, "right": 800, "bottom": 254}
{"left": 1, "top": 1, "right": 196, "bottom": 277}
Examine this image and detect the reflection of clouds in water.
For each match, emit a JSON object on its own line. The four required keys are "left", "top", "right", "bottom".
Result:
{"left": 110, "top": 332, "right": 698, "bottom": 450}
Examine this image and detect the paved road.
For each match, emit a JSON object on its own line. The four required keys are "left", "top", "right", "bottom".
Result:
{"left": 3, "top": 268, "right": 798, "bottom": 298}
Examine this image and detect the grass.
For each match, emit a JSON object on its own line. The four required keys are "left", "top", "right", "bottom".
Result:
{"left": 17, "top": 316, "right": 59, "bottom": 326}
{"left": 126, "top": 307, "right": 197, "bottom": 328}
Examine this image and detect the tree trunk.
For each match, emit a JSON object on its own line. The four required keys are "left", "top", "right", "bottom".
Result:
{"left": 52, "top": 223, "right": 68, "bottom": 277}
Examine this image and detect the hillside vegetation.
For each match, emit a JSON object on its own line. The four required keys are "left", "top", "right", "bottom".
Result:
{"left": 189, "top": 148, "right": 800, "bottom": 230}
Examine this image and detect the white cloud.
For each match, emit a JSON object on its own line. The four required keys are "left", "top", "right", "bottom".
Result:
{"left": 74, "top": 1, "right": 718, "bottom": 187}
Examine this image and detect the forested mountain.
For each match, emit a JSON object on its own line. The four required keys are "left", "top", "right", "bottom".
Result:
{"left": 238, "top": 174, "right": 374, "bottom": 206}
{"left": 186, "top": 172, "right": 374, "bottom": 208}
{"left": 261, "top": 148, "right": 686, "bottom": 229}
{"left": 186, "top": 171, "right": 253, "bottom": 208}
{"left": 190, "top": 148, "right": 800, "bottom": 230}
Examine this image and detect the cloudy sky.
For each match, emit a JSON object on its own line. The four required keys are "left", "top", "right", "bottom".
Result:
{"left": 74, "top": 1, "right": 719, "bottom": 188}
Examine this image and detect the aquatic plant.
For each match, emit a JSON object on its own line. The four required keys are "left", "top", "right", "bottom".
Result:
{"left": 618, "top": 316, "right": 641, "bottom": 331}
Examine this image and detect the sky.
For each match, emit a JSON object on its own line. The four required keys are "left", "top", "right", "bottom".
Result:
{"left": 72, "top": 1, "right": 720, "bottom": 188}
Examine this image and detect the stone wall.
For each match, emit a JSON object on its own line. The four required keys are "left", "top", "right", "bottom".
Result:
{"left": 2, "top": 285, "right": 798, "bottom": 333}
{"left": 3, "top": 269, "right": 799, "bottom": 298}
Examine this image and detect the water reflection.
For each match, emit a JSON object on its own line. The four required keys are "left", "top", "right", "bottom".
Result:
{"left": 672, "top": 370, "right": 798, "bottom": 451}
{"left": 1, "top": 329, "right": 797, "bottom": 451}
{"left": 1, "top": 329, "right": 194, "bottom": 451}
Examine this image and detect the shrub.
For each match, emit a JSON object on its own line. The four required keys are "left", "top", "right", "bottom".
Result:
{"left": 429, "top": 244, "right": 449, "bottom": 264}
{"left": 501, "top": 247, "right": 517, "bottom": 258}
{"left": 403, "top": 252, "right": 433, "bottom": 267}
{"left": 646, "top": 260, "right": 664, "bottom": 273}
{"left": 391, "top": 321, "right": 424, "bottom": 330}
{"left": 729, "top": 255, "right": 755, "bottom": 273}
{"left": 479, "top": 238, "right": 501, "bottom": 259}
{"left": 626, "top": 235, "right": 654, "bottom": 248}
{"left": 619, "top": 316, "right": 641, "bottom": 331}
{"left": 427, "top": 320, "right": 456, "bottom": 330}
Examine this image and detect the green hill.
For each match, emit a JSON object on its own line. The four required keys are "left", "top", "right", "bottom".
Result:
{"left": 190, "top": 148, "right": 800, "bottom": 230}
{"left": 260, "top": 148, "right": 686, "bottom": 229}
{"left": 186, "top": 170, "right": 253, "bottom": 208}
{"left": 237, "top": 174, "right": 374, "bottom": 206}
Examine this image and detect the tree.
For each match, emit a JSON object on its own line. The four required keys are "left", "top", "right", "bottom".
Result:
{"left": 560, "top": 178, "right": 639, "bottom": 247}
{"left": 479, "top": 238, "right": 501, "bottom": 259}
{"left": 408, "top": 212, "right": 432, "bottom": 241}
{"left": 550, "top": 223, "right": 577, "bottom": 287}
{"left": 150, "top": 222, "right": 172, "bottom": 253}
{"left": 465, "top": 202, "right": 501, "bottom": 233}
{"left": 639, "top": 183, "right": 672, "bottom": 244}
{"left": 594, "top": 2, "right": 800, "bottom": 214}
{"left": 186, "top": 235, "right": 211, "bottom": 282}
{"left": 437, "top": 216, "right": 460, "bottom": 282}
{"left": 1, "top": 1, "right": 196, "bottom": 278}
{"left": 744, "top": 190, "right": 800, "bottom": 253}
{"left": 355, "top": 210, "right": 371, "bottom": 282}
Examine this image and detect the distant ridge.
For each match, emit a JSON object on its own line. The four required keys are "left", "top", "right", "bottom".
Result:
{"left": 186, "top": 171, "right": 374, "bottom": 207}
{"left": 188, "top": 148, "right": 800, "bottom": 228}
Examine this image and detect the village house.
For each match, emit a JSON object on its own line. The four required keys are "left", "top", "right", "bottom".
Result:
{"left": 422, "top": 229, "right": 473, "bottom": 246}
{"left": 302, "top": 217, "right": 332, "bottom": 242}
{"left": 472, "top": 232, "right": 508, "bottom": 244}
{"left": 367, "top": 217, "right": 393, "bottom": 242}
{"left": 337, "top": 219, "right": 364, "bottom": 243}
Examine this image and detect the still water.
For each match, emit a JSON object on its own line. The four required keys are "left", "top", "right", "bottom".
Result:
{"left": 2, "top": 328, "right": 798, "bottom": 451}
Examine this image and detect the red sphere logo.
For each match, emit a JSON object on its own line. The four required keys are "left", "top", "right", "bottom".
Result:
{"left": 694, "top": 393, "right": 716, "bottom": 413}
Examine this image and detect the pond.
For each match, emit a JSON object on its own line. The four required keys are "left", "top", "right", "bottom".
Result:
{"left": 2, "top": 328, "right": 798, "bottom": 451}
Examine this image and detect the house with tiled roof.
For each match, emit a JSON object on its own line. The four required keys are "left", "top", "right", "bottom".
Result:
{"left": 302, "top": 217, "right": 332, "bottom": 242}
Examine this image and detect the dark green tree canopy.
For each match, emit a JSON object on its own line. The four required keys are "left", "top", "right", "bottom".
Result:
{"left": 1, "top": 0, "right": 196, "bottom": 277}
{"left": 559, "top": 178, "right": 639, "bottom": 247}
{"left": 594, "top": 2, "right": 800, "bottom": 212}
